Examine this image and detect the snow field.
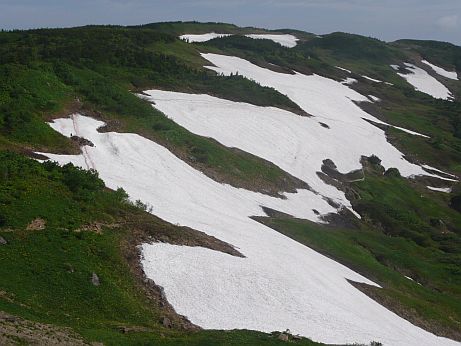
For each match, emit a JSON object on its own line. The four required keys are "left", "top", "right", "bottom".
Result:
{"left": 427, "top": 186, "right": 452, "bottom": 193}
{"left": 179, "top": 33, "right": 231, "bottom": 42}
{"left": 421, "top": 60, "right": 459, "bottom": 80}
{"left": 244, "top": 34, "right": 298, "bottom": 48}
{"left": 42, "top": 114, "right": 458, "bottom": 346}
{"left": 397, "top": 63, "right": 453, "bottom": 100}
{"left": 362, "top": 75, "right": 383, "bottom": 83}
{"left": 179, "top": 32, "right": 298, "bottom": 47}
{"left": 41, "top": 53, "right": 459, "bottom": 346}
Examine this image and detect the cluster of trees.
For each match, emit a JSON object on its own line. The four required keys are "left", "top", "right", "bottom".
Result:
{"left": 0, "top": 26, "right": 175, "bottom": 66}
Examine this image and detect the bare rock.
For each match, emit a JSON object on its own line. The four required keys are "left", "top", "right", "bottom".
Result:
{"left": 278, "top": 333, "right": 289, "bottom": 341}
{"left": 91, "top": 273, "right": 100, "bottom": 286}
{"left": 0, "top": 236, "right": 7, "bottom": 245}
{"left": 161, "top": 317, "right": 172, "bottom": 328}
{"left": 26, "top": 218, "right": 46, "bottom": 231}
{"left": 71, "top": 136, "right": 94, "bottom": 147}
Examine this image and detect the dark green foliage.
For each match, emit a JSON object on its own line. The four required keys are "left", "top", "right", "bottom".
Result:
{"left": 203, "top": 34, "right": 335, "bottom": 76}
{"left": 136, "top": 21, "right": 241, "bottom": 35}
{"left": 450, "top": 195, "right": 461, "bottom": 213}
{"left": 394, "top": 39, "right": 461, "bottom": 72}
{"left": 0, "top": 152, "right": 125, "bottom": 229}
{"left": 0, "top": 26, "right": 175, "bottom": 66}
{"left": 0, "top": 27, "right": 300, "bottom": 113}
{"left": 296, "top": 32, "right": 404, "bottom": 64}
{"left": 384, "top": 168, "right": 401, "bottom": 178}
{"left": 367, "top": 155, "right": 382, "bottom": 165}
{"left": 354, "top": 174, "right": 461, "bottom": 251}
{"left": 0, "top": 63, "right": 73, "bottom": 151}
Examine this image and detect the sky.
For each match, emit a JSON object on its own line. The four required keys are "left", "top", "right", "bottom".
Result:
{"left": 1, "top": 0, "right": 460, "bottom": 45}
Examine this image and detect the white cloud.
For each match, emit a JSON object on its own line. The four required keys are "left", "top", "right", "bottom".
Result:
{"left": 436, "top": 14, "right": 459, "bottom": 30}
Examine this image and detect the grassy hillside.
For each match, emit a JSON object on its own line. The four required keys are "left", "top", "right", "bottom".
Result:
{"left": 0, "top": 152, "right": 324, "bottom": 345}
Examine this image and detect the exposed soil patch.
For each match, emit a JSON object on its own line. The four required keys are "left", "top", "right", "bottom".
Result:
{"left": 316, "top": 158, "right": 364, "bottom": 215}
{"left": 71, "top": 136, "right": 94, "bottom": 147}
{"left": 321, "top": 159, "right": 364, "bottom": 183}
{"left": 44, "top": 98, "right": 84, "bottom": 123}
{"left": 320, "top": 209, "right": 361, "bottom": 229}
{"left": 26, "top": 218, "right": 46, "bottom": 231}
{"left": 121, "top": 211, "right": 243, "bottom": 258}
{"left": 0, "top": 311, "right": 89, "bottom": 345}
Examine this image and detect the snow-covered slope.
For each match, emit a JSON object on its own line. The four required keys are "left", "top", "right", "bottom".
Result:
{"left": 179, "top": 32, "right": 231, "bottom": 42}
{"left": 142, "top": 88, "right": 433, "bottom": 212}
{"left": 42, "top": 114, "right": 458, "bottom": 346}
{"left": 362, "top": 75, "right": 382, "bottom": 83}
{"left": 245, "top": 34, "right": 298, "bottom": 47}
{"left": 179, "top": 32, "right": 298, "bottom": 47}
{"left": 397, "top": 63, "right": 453, "bottom": 100}
{"left": 427, "top": 186, "right": 452, "bottom": 193}
{"left": 422, "top": 60, "right": 459, "bottom": 80}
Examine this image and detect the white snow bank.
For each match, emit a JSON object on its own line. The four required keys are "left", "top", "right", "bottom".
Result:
{"left": 179, "top": 32, "right": 298, "bottom": 47}
{"left": 179, "top": 32, "right": 231, "bottom": 42}
{"left": 362, "top": 75, "right": 382, "bottom": 83}
{"left": 203, "top": 52, "right": 434, "bottom": 147}
{"left": 368, "top": 95, "right": 381, "bottom": 102}
{"left": 397, "top": 63, "right": 453, "bottom": 100}
{"left": 422, "top": 60, "right": 459, "bottom": 80}
{"left": 245, "top": 34, "right": 298, "bottom": 48}
{"left": 421, "top": 164, "right": 458, "bottom": 180}
{"left": 335, "top": 66, "right": 352, "bottom": 73}
{"left": 144, "top": 88, "right": 431, "bottom": 212}
{"left": 341, "top": 77, "right": 357, "bottom": 85}
{"left": 427, "top": 186, "right": 452, "bottom": 193}
{"left": 41, "top": 114, "right": 459, "bottom": 346}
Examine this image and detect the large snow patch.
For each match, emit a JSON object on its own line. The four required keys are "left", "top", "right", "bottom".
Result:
{"left": 421, "top": 60, "right": 459, "bottom": 80}
{"left": 245, "top": 34, "right": 298, "bottom": 47}
{"left": 397, "top": 63, "right": 453, "bottom": 100}
{"left": 179, "top": 32, "right": 298, "bottom": 47}
{"left": 179, "top": 33, "right": 231, "bottom": 42}
{"left": 41, "top": 113, "right": 457, "bottom": 346}
{"left": 142, "top": 89, "right": 432, "bottom": 212}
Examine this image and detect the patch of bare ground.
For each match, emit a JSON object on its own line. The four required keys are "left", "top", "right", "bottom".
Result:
{"left": 44, "top": 98, "right": 84, "bottom": 123}
{"left": 0, "top": 311, "right": 89, "bottom": 346}
{"left": 95, "top": 115, "right": 310, "bottom": 198}
{"left": 26, "top": 218, "right": 46, "bottom": 231}
{"left": 349, "top": 281, "right": 461, "bottom": 342}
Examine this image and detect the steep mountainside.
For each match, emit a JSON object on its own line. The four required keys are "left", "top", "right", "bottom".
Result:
{"left": 1, "top": 22, "right": 461, "bottom": 345}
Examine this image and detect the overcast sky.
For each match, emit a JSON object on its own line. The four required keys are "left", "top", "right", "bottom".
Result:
{"left": 1, "top": 0, "right": 460, "bottom": 45}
